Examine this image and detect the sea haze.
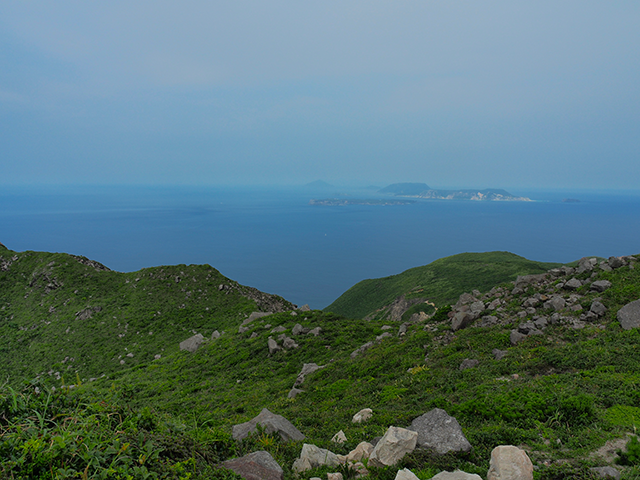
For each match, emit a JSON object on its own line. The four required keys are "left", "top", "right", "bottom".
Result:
{"left": 2, "top": 185, "right": 640, "bottom": 309}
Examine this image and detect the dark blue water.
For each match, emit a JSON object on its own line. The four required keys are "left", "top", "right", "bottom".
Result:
{"left": 1, "top": 185, "right": 639, "bottom": 309}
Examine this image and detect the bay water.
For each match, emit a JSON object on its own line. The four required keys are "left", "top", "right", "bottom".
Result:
{"left": 1, "top": 185, "right": 639, "bottom": 309}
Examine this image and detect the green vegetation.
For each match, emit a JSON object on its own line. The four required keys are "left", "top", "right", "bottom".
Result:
{"left": 1, "top": 245, "right": 640, "bottom": 478}
{"left": 325, "top": 251, "right": 561, "bottom": 319}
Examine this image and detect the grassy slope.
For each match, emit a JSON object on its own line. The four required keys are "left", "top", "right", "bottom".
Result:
{"left": 3, "top": 246, "right": 640, "bottom": 479}
{"left": 325, "top": 251, "right": 562, "bottom": 319}
{"left": 0, "top": 245, "right": 292, "bottom": 387}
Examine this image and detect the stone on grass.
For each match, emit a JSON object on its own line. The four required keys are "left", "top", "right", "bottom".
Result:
{"left": 331, "top": 430, "right": 347, "bottom": 444}
{"left": 591, "top": 280, "right": 612, "bottom": 292}
{"left": 221, "top": 450, "right": 283, "bottom": 480}
{"left": 431, "top": 471, "right": 482, "bottom": 480}
{"left": 346, "top": 442, "right": 374, "bottom": 462}
{"left": 617, "top": 299, "right": 640, "bottom": 330}
{"left": 179, "top": 333, "right": 205, "bottom": 353}
{"left": 459, "top": 359, "right": 479, "bottom": 370}
{"left": 509, "top": 330, "right": 527, "bottom": 345}
{"left": 493, "top": 349, "right": 507, "bottom": 360}
{"left": 408, "top": 408, "right": 472, "bottom": 455}
{"left": 299, "top": 304, "right": 311, "bottom": 311}
{"left": 487, "top": 445, "right": 533, "bottom": 480}
{"left": 327, "top": 473, "right": 343, "bottom": 480}
{"left": 395, "top": 468, "right": 420, "bottom": 480}
{"left": 307, "top": 327, "right": 322, "bottom": 336}
{"left": 544, "top": 296, "right": 566, "bottom": 311}
{"left": 292, "top": 323, "right": 306, "bottom": 335}
{"left": 288, "top": 388, "right": 303, "bottom": 399}
{"left": 590, "top": 466, "right": 621, "bottom": 479}
{"left": 232, "top": 408, "right": 304, "bottom": 442}
{"left": 564, "top": 278, "right": 583, "bottom": 290}
{"left": 294, "top": 363, "right": 324, "bottom": 387}
{"left": 368, "top": 426, "right": 418, "bottom": 468}
{"left": 292, "top": 443, "right": 339, "bottom": 472}
{"left": 590, "top": 301, "right": 607, "bottom": 317}
{"left": 352, "top": 408, "right": 373, "bottom": 423}
{"left": 211, "top": 330, "right": 221, "bottom": 339}
{"left": 244, "top": 312, "right": 272, "bottom": 325}
{"left": 608, "top": 257, "right": 625, "bottom": 269}
{"left": 452, "top": 311, "right": 475, "bottom": 331}
{"left": 268, "top": 337, "right": 281, "bottom": 355}
{"left": 282, "top": 336, "right": 299, "bottom": 349}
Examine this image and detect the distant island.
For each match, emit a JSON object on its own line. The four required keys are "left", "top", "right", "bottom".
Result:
{"left": 563, "top": 198, "right": 581, "bottom": 203}
{"left": 379, "top": 183, "right": 531, "bottom": 202}
{"left": 310, "top": 198, "right": 416, "bottom": 206}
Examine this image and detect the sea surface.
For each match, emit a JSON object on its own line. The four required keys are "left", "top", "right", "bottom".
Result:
{"left": 1, "top": 185, "right": 640, "bottom": 309}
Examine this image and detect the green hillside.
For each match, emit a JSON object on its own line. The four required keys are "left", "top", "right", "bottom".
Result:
{"left": 324, "top": 252, "right": 562, "bottom": 319}
{"left": 2, "top": 244, "right": 640, "bottom": 479}
{"left": 0, "top": 244, "right": 292, "bottom": 386}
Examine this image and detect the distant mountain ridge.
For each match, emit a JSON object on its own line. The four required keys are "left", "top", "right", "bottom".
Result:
{"left": 379, "top": 183, "right": 531, "bottom": 201}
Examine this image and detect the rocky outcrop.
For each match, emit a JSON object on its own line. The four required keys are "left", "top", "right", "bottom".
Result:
{"left": 431, "top": 471, "right": 482, "bottom": 480}
{"left": 408, "top": 408, "right": 472, "bottom": 455}
{"left": 221, "top": 450, "right": 283, "bottom": 480}
{"left": 232, "top": 408, "right": 305, "bottom": 442}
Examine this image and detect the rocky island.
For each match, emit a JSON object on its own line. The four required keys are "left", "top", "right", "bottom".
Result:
{"left": 379, "top": 182, "right": 531, "bottom": 201}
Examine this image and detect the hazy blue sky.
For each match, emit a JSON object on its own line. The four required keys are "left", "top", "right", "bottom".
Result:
{"left": 1, "top": 2, "right": 639, "bottom": 189}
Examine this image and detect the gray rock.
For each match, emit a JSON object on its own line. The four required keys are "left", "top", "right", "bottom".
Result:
{"left": 469, "top": 301, "right": 485, "bottom": 317}
{"left": 270, "top": 326, "right": 286, "bottom": 333}
{"left": 294, "top": 363, "right": 324, "bottom": 387}
{"left": 544, "top": 296, "right": 566, "bottom": 311}
{"left": 243, "top": 312, "right": 272, "bottom": 325}
{"left": 368, "top": 426, "right": 418, "bottom": 467}
{"left": 331, "top": 430, "right": 347, "bottom": 444}
{"left": 376, "top": 332, "right": 392, "bottom": 341}
{"left": 408, "top": 408, "right": 472, "bottom": 455}
{"left": 487, "top": 299, "right": 502, "bottom": 310}
{"left": 431, "top": 471, "right": 482, "bottom": 480}
{"left": 179, "top": 333, "right": 205, "bottom": 353}
{"left": 288, "top": 388, "right": 303, "bottom": 399}
{"left": 292, "top": 323, "right": 306, "bottom": 335}
{"left": 299, "top": 304, "right": 311, "bottom": 312}
{"left": 211, "top": 330, "right": 221, "bottom": 339}
{"left": 591, "top": 280, "right": 612, "bottom": 292}
{"left": 232, "top": 408, "right": 305, "bottom": 442}
{"left": 560, "top": 266, "right": 575, "bottom": 276}
{"left": 292, "top": 443, "right": 339, "bottom": 472}
{"left": 452, "top": 311, "right": 475, "bottom": 331}
{"left": 459, "top": 359, "right": 479, "bottom": 370}
{"left": 493, "top": 349, "right": 507, "bottom": 360}
{"left": 395, "top": 468, "right": 421, "bottom": 480}
{"left": 221, "top": 450, "right": 283, "bottom": 480}
{"left": 600, "top": 262, "right": 613, "bottom": 272}
{"left": 456, "top": 293, "right": 477, "bottom": 307}
{"left": 351, "top": 341, "right": 374, "bottom": 359}
{"left": 590, "top": 466, "right": 621, "bottom": 479}
{"left": 533, "top": 317, "right": 548, "bottom": 329}
{"left": 590, "top": 301, "right": 607, "bottom": 317}
{"left": 617, "top": 299, "right": 640, "bottom": 330}
{"left": 487, "top": 445, "right": 533, "bottom": 480}
{"left": 478, "top": 315, "right": 499, "bottom": 327}
{"left": 398, "top": 323, "right": 408, "bottom": 336}
{"left": 522, "top": 297, "right": 540, "bottom": 308}
{"left": 307, "top": 327, "right": 322, "bottom": 336}
{"left": 514, "top": 274, "right": 547, "bottom": 289}
{"left": 608, "top": 256, "right": 625, "bottom": 269}
{"left": 268, "top": 337, "right": 281, "bottom": 355}
{"left": 577, "top": 257, "right": 597, "bottom": 273}
{"left": 352, "top": 408, "right": 373, "bottom": 423}
{"left": 510, "top": 330, "right": 527, "bottom": 345}
{"left": 564, "top": 278, "right": 583, "bottom": 290}
{"left": 282, "top": 336, "right": 299, "bottom": 349}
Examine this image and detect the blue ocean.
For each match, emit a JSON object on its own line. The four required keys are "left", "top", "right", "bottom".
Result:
{"left": 1, "top": 185, "right": 639, "bottom": 309}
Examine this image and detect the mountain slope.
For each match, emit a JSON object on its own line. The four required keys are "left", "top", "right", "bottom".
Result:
{"left": 0, "top": 244, "right": 293, "bottom": 386}
{"left": 325, "top": 251, "right": 562, "bottom": 319}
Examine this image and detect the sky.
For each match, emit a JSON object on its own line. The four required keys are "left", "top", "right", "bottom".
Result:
{"left": 1, "top": 2, "right": 639, "bottom": 190}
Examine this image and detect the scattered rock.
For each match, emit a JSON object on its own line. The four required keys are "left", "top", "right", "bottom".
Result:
{"left": 271, "top": 326, "right": 286, "bottom": 333}
{"left": 232, "top": 408, "right": 305, "bottom": 442}
{"left": 299, "top": 304, "right": 311, "bottom": 312}
{"left": 211, "top": 330, "right": 221, "bottom": 339}
{"left": 431, "top": 471, "right": 482, "bottom": 480}
{"left": 352, "top": 408, "right": 373, "bottom": 423}
{"left": 544, "top": 296, "right": 566, "bottom": 311}
{"left": 288, "top": 388, "right": 303, "bottom": 399}
{"left": 608, "top": 256, "right": 625, "bottom": 269}
{"left": 492, "top": 349, "right": 507, "bottom": 360}
{"left": 292, "top": 324, "right": 307, "bottom": 335}
{"left": 221, "top": 450, "right": 283, "bottom": 480}
{"left": 244, "top": 312, "right": 272, "bottom": 325}
{"left": 590, "top": 466, "right": 621, "bottom": 479}
{"left": 510, "top": 330, "right": 527, "bottom": 345}
{"left": 282, "top": 336, "right": 299, "bottom": 349}
{"left": 459, "top": 359, "right": 479, "bottom": 370}
{"left": 577, "top": 257, "right": 597, "bottom": 273}
{"left": 409, "top": 408, "right": 472, "bottom": 455}
{"left": 179, "top": 333, "right": 205, "bottom": 353}
{"left": 590, "top": 301, "right": 607, "bottom": 317}
{"left": 294, "top": 363, "right": 324, "bottom": 387}
{"left": 292, "top": 443, "right": 339, "bottom": 472}
{"left": 345, "top": 442, "right": 374, "bottom": 463}
{"left": 564, "top": 278, "right": 583, "bottom": 290}
{"left": 331, "top": 430, "right": 347, "bottom": 444}
{"left": 268, "top": 337, "right": 281, "bottom": 355}
{"left": 617, "top": 299, "right": 640, "bottom": 330}
{"left": 591, "top": 280, "right": 612, "bottom": 292}
{"left": 327, "top": 473, "right": 343, "bottom": 480}
{"left": 351, "top": 342, "right": 374, "bottom": 359}
{"left": 368, "top": 426, "right": 418, "bottom": 467}
{"left": 452, "top": 311, "right": 476, "bottom": 331}
{"left": 395, "top": 468, "right": 420, "bottom": 480}
{"left": 307, "top": 327, "right": 322, "bottom": 336}
{"left": 487, "top": 445, "right": 533, "bottom": 480}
